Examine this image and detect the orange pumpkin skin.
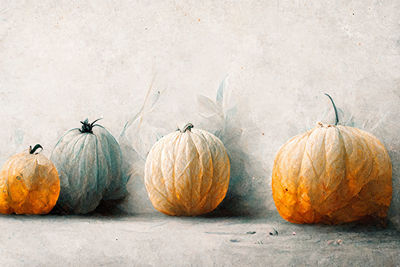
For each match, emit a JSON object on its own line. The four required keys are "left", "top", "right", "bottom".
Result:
{"left": 272, "top": 122, "right": 392, "bottom": 224}
{"left": 0, "top": 147, "right": 60, "bottom": 214}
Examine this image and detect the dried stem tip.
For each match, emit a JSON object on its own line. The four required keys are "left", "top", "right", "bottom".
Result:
{"left": 179, "top": 123, "right": 194, "bottom": 133}
{"left": 29, "top": 144, "right": 43, "bottom": 154}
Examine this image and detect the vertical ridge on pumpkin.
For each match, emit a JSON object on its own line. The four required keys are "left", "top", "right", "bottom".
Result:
{"left": 187, "top": 132, "right": 202, "bottom": 211}
{"left": 197, "top": 131, "right": 216, "bottom": 212}
{"left": 313, "top": 128, "right": 346, "bottom": 216}
{"left": 172, "top": 133, "right": 184, "bottom": 213}
{"left": 192, "top": 130, "right": 214, "bottom": 212}
{"left": 154, "top": 137, "right": 170, "bottom": 204}
{"left": 273, "top": 130, "right": 315, "bottom": 223}
{"left": 160, "top": 134, "right": 176, "bottom": 207}
{"left": 145, "top": 133, "right": 181, "bottom": 215}
{"left": 97, "top": 126, "right": 125, "bottom": 200}
{"left": 293, "top": 133, "right": 313, "bottom": 222}
{"left": 182, "top": 132, "right": 197, "bottom": 213}
{"left": 211, "top": 132, "right": 230, "bottom": 211}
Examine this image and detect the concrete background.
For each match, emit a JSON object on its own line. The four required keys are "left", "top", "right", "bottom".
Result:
{"left": 0, "top": 0, "right": 399, "bottom": 226}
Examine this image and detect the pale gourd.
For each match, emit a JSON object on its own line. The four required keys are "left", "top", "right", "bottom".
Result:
{"left": 272, "top": 94, "right": 392, "bottom": 224}
{"left": 51, "top": 119, "right": 127, "bottom": 214}
{"left": 145, "top": 123, "right": 230, "bottom": 216}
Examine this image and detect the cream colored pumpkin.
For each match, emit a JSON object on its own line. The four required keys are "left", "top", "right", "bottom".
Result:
{"left": 144, "top": 123, "right": 230, "bottom": 216}
{"left": 272, "top": 95, "right": 392, "bottom": 224}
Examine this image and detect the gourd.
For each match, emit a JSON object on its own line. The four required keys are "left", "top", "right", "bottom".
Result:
{"left": 272, "top": 94, "right": 392, "bottom": 224}
{"left": 51, "top": 119, "right": 126, "bottom": 214}
{"left": 0, "top": 144, "right": 60, "bottom": 214}
{"left": 144, "top": 123, "right": 230, "bottom": 216}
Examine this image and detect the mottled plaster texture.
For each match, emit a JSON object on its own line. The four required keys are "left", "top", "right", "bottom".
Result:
{"left": 1, "top": 214, "right": 399, "bottom": 266}
{"left": 0, "top": 0, "right": 399, "bottom": 228}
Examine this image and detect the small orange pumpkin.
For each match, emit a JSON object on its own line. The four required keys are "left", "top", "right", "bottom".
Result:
{"left": 0, "top": 145, "right": 60, "bottom": 214}
{"left": 272, "top": 94, "right": 392, "bottom": 224}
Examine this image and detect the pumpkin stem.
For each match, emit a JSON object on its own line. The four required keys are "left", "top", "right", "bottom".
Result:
{"left": 179, "top": 123, "right": 194, "bottom": 133}
{"left": 29, "top": 144, "right": 43, "bottom": 154}
{"left": 79, "top": 118, "right": 102, "bottom": 134}
{"left": 324, "top": 93, "right": 339, "bottom": 125}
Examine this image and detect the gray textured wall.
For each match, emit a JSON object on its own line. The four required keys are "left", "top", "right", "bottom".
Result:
{"left": 0, "top": 1, "right": 399, "bottom": 225}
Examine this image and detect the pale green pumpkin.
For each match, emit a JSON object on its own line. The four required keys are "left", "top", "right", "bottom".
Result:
{"left": 51, "top": 119, "right": 127, "bottom": 214}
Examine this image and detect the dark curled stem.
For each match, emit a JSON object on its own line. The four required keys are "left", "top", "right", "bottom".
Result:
{"left": 324, "top": 93, "right": 339, "bottom": 125}
{"left": 178, "top": 123, "right": 194, "bottom": 133}
{"left": 79, "top": 118, "right": 102, "bottom": 134}
{"left": 29, "top": 144, "right": 43, "bottom": 154}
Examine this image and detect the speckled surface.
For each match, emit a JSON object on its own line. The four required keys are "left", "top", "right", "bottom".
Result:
{"left": 0, "top": 213, "right": 399, "bottom": 266}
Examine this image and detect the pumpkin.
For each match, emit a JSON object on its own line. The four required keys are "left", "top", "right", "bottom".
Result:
{"left": 0, "top": 144, "right": 60, "bottom": 214}
{"left": 51, "top": 118, "right": 126, "bottom": 214}
{"left": 272, "top": 94, "right": 392, "bottom": 224}
{"left": 144, "top": 123, "right": 230, "bottom": 216}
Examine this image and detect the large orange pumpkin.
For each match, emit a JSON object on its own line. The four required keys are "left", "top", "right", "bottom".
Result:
{"left": 0, "top": 145, "right": 60, "bottom": 214}
{"left": 272, "top": 94, "right": 392, "bottom": 224}
{"left": 144, "top": 123, "right": 230, "bottom": 216}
